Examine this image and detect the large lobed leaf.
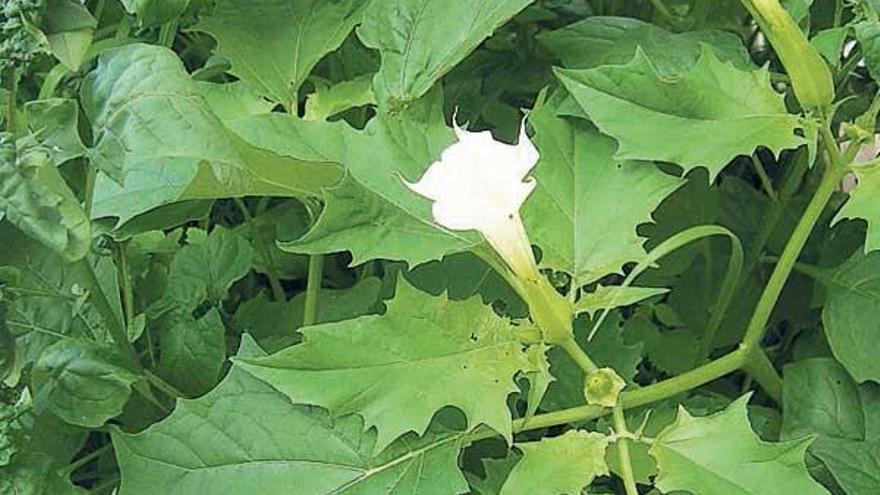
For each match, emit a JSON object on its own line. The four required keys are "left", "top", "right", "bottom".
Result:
{"left": 499, "top": 430, "right": 609, "bottom": 495}
{"left": 834, "top": 162, "right": 880, "bottom": 253}
{"left": 358, "top": 0, "right": 533, "bottom": 107}
{"left": 538, "top": 15, "right": 753, "bottom": 75}
{"left": 113, "top": 337, "right": 473, "bottom": 494}
{"left": 195, "top": 0, "right": 368, "bottom": 107}
{"left": 524, "top": 90, "right": 682, "bottom": 285}
{"left": 230, "top": 90, "right": 480, "bottom": 266}
{"left": 237, "top": 279, "right": 533, "bottom": 450}
{"left": 81, "top": 43, "right": 343, "bottom": 225}
{"left": 556, "top": 47, "right": 807, "bottom": 179}
{"left": 650, "top": 394, "right": 829, "bottom": 495}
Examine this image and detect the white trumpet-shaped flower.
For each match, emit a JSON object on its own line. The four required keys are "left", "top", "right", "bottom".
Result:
{"left": 406, "top": 123, "right": 540, "bottom": 280}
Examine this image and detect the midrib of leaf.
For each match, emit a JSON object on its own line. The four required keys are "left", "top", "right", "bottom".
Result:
{"left": 289, "top": 0, "right": 317, "bottom": 96}
{"left": 327, "top": 433, "right": 466, "bottom": 494}
{"left": 579, "top": 78, "right": 787, "bottom": 125}
{"left": 395, "top": 0, "right": 430, "bottom": 96}
{"left": 121, "top": 423, "right": 465, "bottom": 493}
{"left": 258, "top": 336, "right": 517, "bottom": 372}
{"left": 532, "top": 122, "right": 578, "bottom": 275}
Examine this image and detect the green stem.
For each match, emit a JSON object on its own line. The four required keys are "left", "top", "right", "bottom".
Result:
{"left": 91, "top": 476, "right": 119, "bottom": 494}
{"left": 833, "top": 0, "right": 844, "bottom": 28}
{"left": 750, "top": 154, "right": 778, "bottom": 201}
{"left": 157, "top": 19, "right": 179, "bottom": 47}
{"left": 143, "top": 369, "right": 185, "bottom": 399}
{"left": 93, "top": 0, "right": 107, "bottom": 22}
{"left": 513, "top": 347, "right": 749, "bottom": 432}
{"left": 647, "top": 0, "right": 674, "bottom": 20}
{"left": 115, "top": 241, "right": 156, "bottom": 367}
{"left": 5, "top": 68, "right": 20, "bottom": 132}
{"left": 742, "top": 347, "right": 783, "bottom": 402}
{"left": 739, "top": 125, "right": 847, "bottom": 397}
{"left": 114, "top": 243, "right": 134, "bottom": 329}
{"left": 62, "top": 443, "right": 112, "bottom": 475}
{"left": 692, "top": 0, "right": 710, "bottom": 27}
{"left": 71, "top": 259, "right": 140, "bottom": 369}
{"left": 741, "top": 127, "right": 847, "bottom": 351}
{"left": 38, "top": 64, "right": 69, "bottom": 100}
{"left": 234, "top": 198, "right": 285, "bottom": 301}
{"left": 559, "top": 338, "right": 598, "bottom": 373}
{"left": 303, "top": 255, "right": 323, "bottom": 327}
{"left": 84, "top": 163, "right": 97, "bottom": 217}
{"left": 115, "top": 15, "right": 132, "bottom": 39}
{"left": 790, "top": 260, "right": 834, "bottom": 282}
{"left": 612, "top": 406, "right": 639, "bottom": 495}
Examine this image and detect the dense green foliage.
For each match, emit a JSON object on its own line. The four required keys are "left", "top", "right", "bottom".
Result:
{"left": 2, "top": 0, "right": 880, "bottom": 493}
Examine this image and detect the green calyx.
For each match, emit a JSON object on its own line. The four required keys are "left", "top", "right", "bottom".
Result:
{"left": 742, "top": 0, "right": 834, "bottom": 111}
{"left": 583, "top": 367, "right": 626, "bottom": 408}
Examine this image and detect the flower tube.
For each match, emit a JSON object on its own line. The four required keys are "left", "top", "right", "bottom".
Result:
{"left": 406, "top": 123, "right": 573, "bottom": 342}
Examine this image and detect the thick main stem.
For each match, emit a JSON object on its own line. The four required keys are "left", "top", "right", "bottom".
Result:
{"left": 613, "top": 406, "right": 639, "bottom": 495}
{"left": 741, "top": 129, "right": 847, "bottom": 352}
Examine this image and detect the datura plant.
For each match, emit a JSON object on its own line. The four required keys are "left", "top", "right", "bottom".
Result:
{"left": 4, "top": 0, "right": 880, "bottom": 494}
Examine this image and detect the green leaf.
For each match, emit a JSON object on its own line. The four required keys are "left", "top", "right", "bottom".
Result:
{"left": 165, "top": 226, "right": 253, "bottom": 304}
{"left": 237, "top": 279, "right": 532, "bottom": 450}
{"left": 811, "top": 27, "right": 849, "bottom": 67}
{"left": 649, "top": 394, "right": 829, "bottom": 495}
{"left": 816, "top": 250, "right": 880, "bottom": 382}
{"left": 193, "top": 80, "right": 275, "bottom": 124}
{"left": 405, "top": 251, "right": 525, "bottom": 317}
{"left": 81, "top": 44, "right": 342, "bottom": 225}
{"left": 0, "top": 303, "right": 13, "bottom": 383}
{"left": 304, "top": 73, "right": 376, "bottom": 121}
{"left": 0, "top": 453, "right": 88, "bottom": 495}
{"left": 157, "top": 308, "right": 226, "bottom": 396}
{"left": 834, "top": 162, "right": 880, "bottom": 253}
{"left": 811, "top": 439, "right": 880, "bottom": 495}
{"left": 0, "top": 136, "right": 90, "bottom": 262}
{"left": 574, "top": 285, "right": 668, "bottom": 316}
{"left": 41, "top": 0, "right": 96, "bottom": 71}
{"left": 523, "top": 90, "right": 682, "bottom": 285}
{"left": 556, "top": 47, "right": 807, "bottom": 179}
{"left": 234, "top": 277, "right": 383, "bottom": 352}
{"left": 120, "top": 0, "right": 190, "bottom": 26}
{"left": 0, "top": 227, "right": 113, "bottom": 372}
{"left": 782, "top": 358, "right": 865, "bottom": 442}
{"left": 499, "top": 430, "right": 609, "bottom": 495}
{"left": 357, "top": 0, "right": 532, "bottom": 107}
{"left": 855, "top": 21, "right": 880, "bottom": 83}
{"left": 24, "top": 98, "right": 87, "bottom": 164}
{"left": 538, "top": 16, "right": 753, "bottom": 75}
{"left": 231, "top": 90, "right": 480, "bottom": 266}
{"left": 600, "top": 394, "right": 733, "bottom": 484}
{"left": 623, "top": 312, "right": 701, "bottom": 376}
{"left": 31, "top": 339, "right": 140, "bottom": 428}
{"left": 113, "top": 338, "right": 473, "bottom": 494}
{"left": 195, "top": 0, "right": 367, "bottom": 107}
{"left": 782, "top": 358, "right": 880, "bottom": 494}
